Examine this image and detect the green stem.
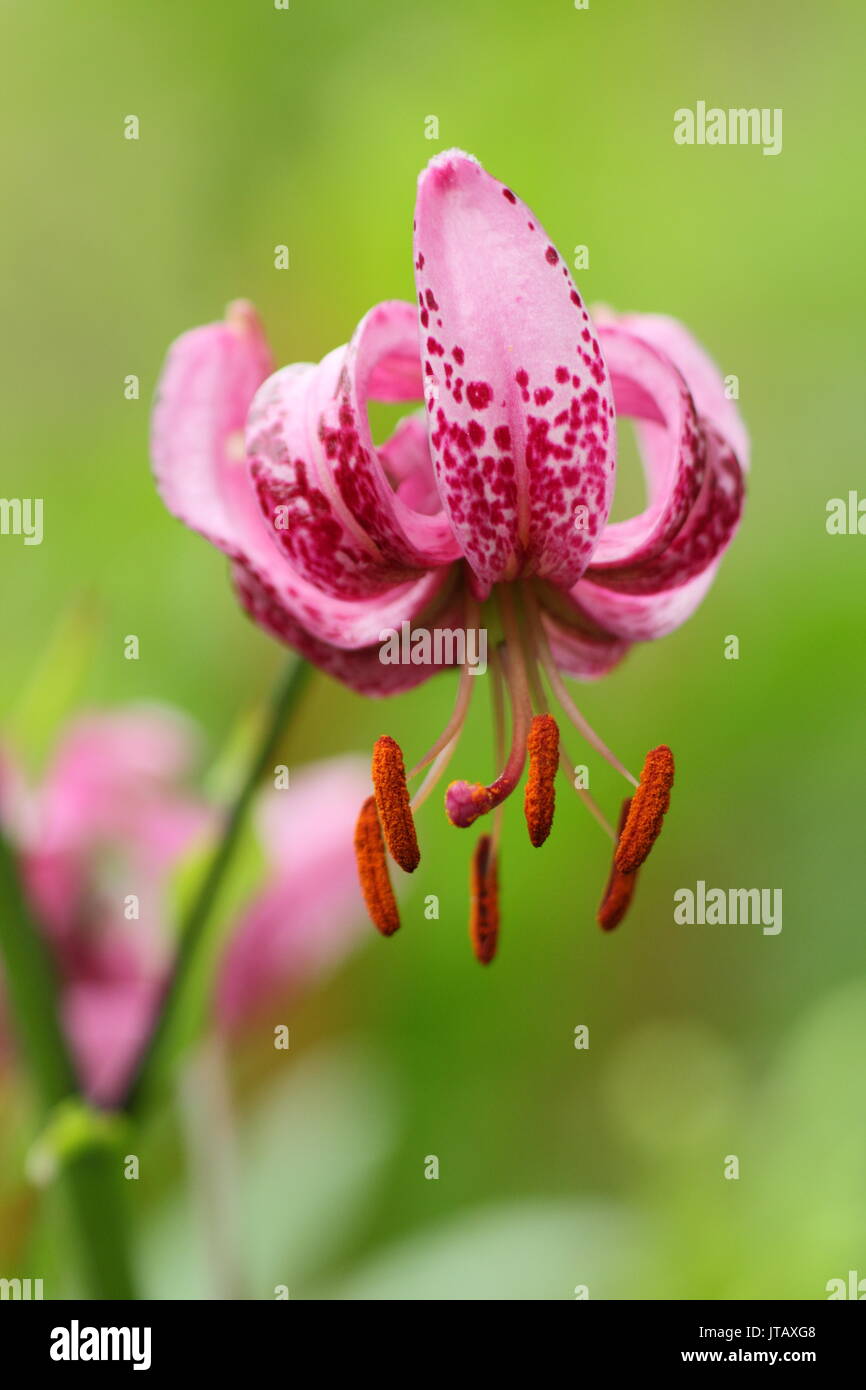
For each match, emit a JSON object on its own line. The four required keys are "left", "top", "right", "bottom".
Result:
{"left": 123, "top": 657, "right": 311, "bottom": 1115}
{"left": 0, "top": 837, "right": 137, "bottom": 1299}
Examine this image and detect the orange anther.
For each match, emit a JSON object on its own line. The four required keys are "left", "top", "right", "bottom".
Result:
{"left": 469, "top": 835, "right": 499, "bottom": 965}
{"left": 614, "top": 746, "right": 674, "bottom": 873}
{"left": 354, "top": 796, "right": 400, "bottom": 936}
{"left": 372, "top": 735, "right": 420, "bottom": 872}
{"left": 524, "top": 713, "right": 559, "bottom": 847}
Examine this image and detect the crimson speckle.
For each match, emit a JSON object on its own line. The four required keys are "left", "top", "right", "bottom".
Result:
{"left": 545, "top": 246, "right": 558, "bottom": 265}
{"left": 555, "top": 366, "right": 569, "bottom": 384}
{"left": 467, "top": 381, "right": 492, "bottom": 410}
{"left": 468, "top": 419, "right": 485, "bottom": 446}
{"left": 425, "top": 289, "right": 439, "bottom": 310}
{"left": 502, "top": 188, "right": 517, "bottom": 203}
{"left": 452, "top": 346, "right": 464, "bottom": 365}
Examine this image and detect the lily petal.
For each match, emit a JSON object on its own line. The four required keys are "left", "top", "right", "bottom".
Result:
{"left": 585, "top": 425, "right": 743, "bottom": 596}
{"left": 540, "top": 599, "right": 632, "bottom": 679}
{"left": 151, "top": 300, "right": 275, "bottom": 558}
{"left": 153, "top": 300, "right": 459, "bottom": 655}
{"left": 414, "top": 150, "right": 616, "bottom": 592}
{"left": 588, "top": 326, "right": 706, "bottom": 569}
{"left": 572, "top": 562, "right": 721, "bottom": 642}
{"left": 613, "top": 311, "right": 750, "bottom": 469}
{"left": 247, "top": 299, "right": 460, "bottom": 601}
{"left": 232, "top": 560, "right": 466, "bottom": 695}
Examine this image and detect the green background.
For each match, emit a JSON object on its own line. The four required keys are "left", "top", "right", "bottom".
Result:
{"left": 1, "top": 0, "right": 864, "bottom": 1298}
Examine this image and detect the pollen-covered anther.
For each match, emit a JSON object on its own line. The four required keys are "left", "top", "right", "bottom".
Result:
{"left": 524, "top": 713, "right": 559, "bottom": 847}
{"left": 470, "top": 835, "right": 499, "bottom": 965}
{"left": 597, "top": 798, "right": 639, "bottom": 931}
{"left": 614, "top": 745, "right": 675, "bottom": 874}
{"left": 354, "top": 796, "right": 400, "bottom": 937}
{"left": 372, "top": 735, "right": 420, "bottom": 872}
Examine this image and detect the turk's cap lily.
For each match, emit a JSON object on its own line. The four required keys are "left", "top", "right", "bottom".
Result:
{"left": 0, "top": 708, "right": 371, "bottom": 1103}
{"left": 152, "top": 150, "right": 745, "bottom": 691}
{"left": 151, "top": 150, "right": 747, "bottom": 957}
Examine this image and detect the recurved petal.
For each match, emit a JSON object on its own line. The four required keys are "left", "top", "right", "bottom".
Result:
{"left": 247, "top": 300, "right": 460, "bottom": 602}
{"left": 588, "top": 326, "right": 706, "bottom": 570}
{"left": 584, "top": 425, "right": 744, "bottom": 596}
{"left": 572, "top": 562, "right": 721, "bottom": 643}
{"left": 535, "top": 584, "right": 632, "bottom": 679}
{"left": 413, "top": 150, "right": 616, "bottom": 591}
{"left": 613, "top": 311, "right": 750, "bottom": 470}
{"left": 231, "top": 560, "right": 466, "bottom": 695}
{"left": 380, "top": 414, "right": 442, "bottom": 516}
{"left": 151, "top": 300, "right": 274, "bottom": 557}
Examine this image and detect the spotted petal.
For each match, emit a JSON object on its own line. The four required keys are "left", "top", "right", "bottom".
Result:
{"left": 247, "top": 299, "right": 460, "bottom": 601}
{"left": 152, "top": 300, "right": 457, "bottom": 657}
{"left": 414, "top": 150, "right": 616, "bottom": 593}
{"left": 232, "top": 560, "right": 465, "bottom": 696}
{"left": 573, "top": 563, "right": 722, "bottom": 643}
{"left": 587, "top": 326, "right": 706, "bottom": 570}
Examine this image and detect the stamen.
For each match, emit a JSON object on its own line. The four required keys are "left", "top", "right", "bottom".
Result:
{"left": 615, "top": 745, "right": 675, "bottom": 873}
{"left": 524, "top": 713, "right": 559, "bottom": 847}
{"left": 372, "top": 735, "right": 420, "bottom": 872}
{"left": 408, "top": 593, "right": 481, "bottom": 778}
{"left": 408, "top": 655, "right": 475, "bottom": 778}
{"left": 469, "top": 835, "right": 499, "bottom": 965}
{"left": 411, "top": 734, "right": 459, "bottom": 814}
{"left": 354, "top": 797, "right": 400, "bottom": 937}
{"left": 597, "top": 798, "right": 639, "bottom": 931}
{"left": 524, "top": 587, "right": 637, "bottom": 786}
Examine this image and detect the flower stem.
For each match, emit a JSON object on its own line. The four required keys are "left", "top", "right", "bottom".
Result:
{"left": 123, "top": 657, "right": 311, "bottom": 1115}
{"left": 0, "top": 836, "right": 137, "bottom": 1298}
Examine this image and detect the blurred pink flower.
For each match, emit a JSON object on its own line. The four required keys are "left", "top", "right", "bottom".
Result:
{"left": 151, "top": 150, "right": 747, "bottom": 953}
{"left": 215, "top": 757, "right": 375, "bottom": 1028}
{"left": 1, "top": 708, "right": 370, "bottom": 1105}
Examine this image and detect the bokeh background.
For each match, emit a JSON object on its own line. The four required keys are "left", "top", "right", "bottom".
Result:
{"left": 1, "top": 0, "right": 865, "bottom": 1299}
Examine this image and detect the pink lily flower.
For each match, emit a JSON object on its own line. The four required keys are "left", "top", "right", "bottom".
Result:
{"left": 1, "top": 709, "right": 370, "bottom": 1104}
{"left": 214, "top": 755, "right": 376, "bottom": 1027}
{"left": 152, "top": 150, "right": 747, "bottom": 959}
{"left": 6, "top": 707, "right": 211, "bottom": 1107}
